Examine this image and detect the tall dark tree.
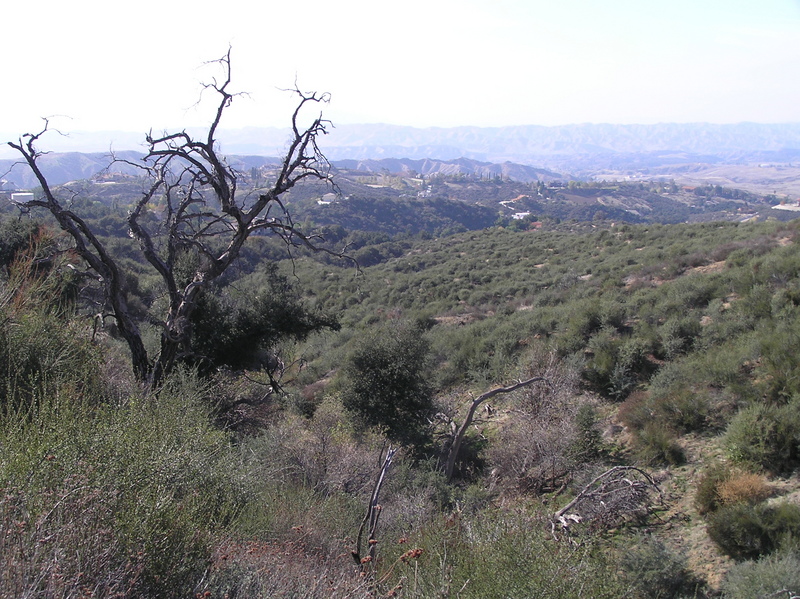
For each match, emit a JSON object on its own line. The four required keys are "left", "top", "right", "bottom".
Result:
{"left": 7, "top": 51, "right": 344, "bottom": 388}
{"left": 189, "top": 265, "right": 340, "bottom": 374}
{"left": 340, "top": 322, "right": 434, "bottom": 449}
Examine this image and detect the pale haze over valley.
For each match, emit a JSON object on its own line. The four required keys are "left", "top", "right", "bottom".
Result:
{"left": 2, "top": 0, "right": 800, "bottom": 158}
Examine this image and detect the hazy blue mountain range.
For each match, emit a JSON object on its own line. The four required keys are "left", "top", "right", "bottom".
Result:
{"left": 333, "top": 158, "right": 564, "bottom": 182}
{"left": 0, "top": 151, "right": 141, "bottom": 190}
{"left": 5, "top": 122, "right": 800, "bottom": 158}
{"left": 318, "top": 123, "right": 800, "bottom": 173}
{"left": 3, "top": 122, "right": 800, "bottom": 188}
{"left": 218, "top": 122, "right": 800, "bottom": 170}
{"left": 320, "top": 122, "right": 800, "bottom": 161}
{"left": 0, "top": 153, "right": 563, "bottom": 189}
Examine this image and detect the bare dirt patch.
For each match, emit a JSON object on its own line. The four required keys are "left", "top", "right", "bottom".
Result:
{"left": 689, "top": 260, "right": 727, "bottom": 275}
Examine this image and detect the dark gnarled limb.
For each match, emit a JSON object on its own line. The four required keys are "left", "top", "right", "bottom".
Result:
{"left": 7, "top": 51, "right": 345, "bottom": 389}
{"left": 551, "top": 465, "right": 664, "bottom": 540}
{"left": 444, "top": 376, "right": 550, "bottom": 481}
{"left": 7, "top": 124, "right": 151, "bottom": 381}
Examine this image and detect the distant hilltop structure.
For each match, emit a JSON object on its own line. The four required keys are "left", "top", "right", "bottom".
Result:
{"left": 773, "top": 199, "right": 800, "bottom": 212}
{"left": 10, "top": 192, "right": 34, "bottom": 204}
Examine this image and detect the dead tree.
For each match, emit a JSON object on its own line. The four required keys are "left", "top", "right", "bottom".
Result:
{"left": 7, "top": 51, "right": 342, "bottom": 389}
{"left": 551, "top": 465, "right": 664, "bottom": 540}
{"left": 444, "top": 376, "right": 549, "bottom": 482}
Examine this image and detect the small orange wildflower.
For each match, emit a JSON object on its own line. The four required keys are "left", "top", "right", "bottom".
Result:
{"left": 400, "top": 548, "right": 424, "bottom": 562}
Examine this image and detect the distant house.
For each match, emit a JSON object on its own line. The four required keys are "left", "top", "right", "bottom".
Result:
{"left": 512, "top": 212, "right": 531, "bottom": 220}
{"left": 317, "top": 192, "right": 338, "bottom": 205}
{"left": 10, "top": 192, "right": 34, "bottom": 204}
{"left": 772, "top": 199, "right": 800, "bottom": 212}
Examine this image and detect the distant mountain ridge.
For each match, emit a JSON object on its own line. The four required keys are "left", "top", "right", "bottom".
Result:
{"left": 333, "top": 157, "right": 563, "bottom": 182}
{"left": 0, "top": 153, "right": 563, "bottom": 189}
{"left": 4, "top": 122, "right": 799, "bottom": 161}
{"left": 3, "top": 122, "right": 800, "bottom": 188}
{"left": 318, "top": 123, "right": 800, "bottom": 171}
{"left": 0, "top": 151, "right": 146, "bottom": 190}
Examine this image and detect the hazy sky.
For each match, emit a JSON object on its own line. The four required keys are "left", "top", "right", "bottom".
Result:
{"left": 3, "top": 0, "right": 800, "bottom": 139}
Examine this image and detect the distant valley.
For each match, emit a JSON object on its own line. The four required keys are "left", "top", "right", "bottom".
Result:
{"left": 3, "top": 122, "right": 800, "bottom": 222}
{"left": 3, "top": 121, "right": 800, "bottom": 198}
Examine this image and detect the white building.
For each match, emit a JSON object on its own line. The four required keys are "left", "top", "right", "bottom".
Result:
{"left": 10, "top": 193, "right": 34, "bottom": 204}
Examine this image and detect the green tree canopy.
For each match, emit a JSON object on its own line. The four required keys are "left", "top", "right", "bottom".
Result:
{"left": 189, "top": 265, "right": 339, "bottom": 374}
{"left": 340, "top": 322, "right": 434, "bottom": 449}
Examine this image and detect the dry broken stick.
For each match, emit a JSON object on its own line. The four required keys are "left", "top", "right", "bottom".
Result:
{"left": 352, "top": 445, "right": 397, "bottom": 568}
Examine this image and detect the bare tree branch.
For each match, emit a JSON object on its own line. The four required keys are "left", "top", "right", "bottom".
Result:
{"left": 444, "top": 376, "right": 551, "bottom": 481}
{"left": 7, "top": 54, "right": 346, "bottom": 389}
{"left": 8, "top": 122, "right": 151, "bottom": 381}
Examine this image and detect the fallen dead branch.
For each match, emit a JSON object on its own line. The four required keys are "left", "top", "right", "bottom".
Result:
{"left": 551, "top": 465, "right": 664, "bottom": 540}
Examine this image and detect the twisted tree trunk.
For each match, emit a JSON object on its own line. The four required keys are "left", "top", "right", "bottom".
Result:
{"left": 8, "top": 51, "right": 344, "bottom": 390}
{"left": 444, "top": 376, "right": 549, "bottom": 481}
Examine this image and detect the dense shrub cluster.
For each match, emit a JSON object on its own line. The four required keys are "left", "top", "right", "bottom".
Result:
{"left": 722, "top": 550, "right": 800, "bottom": 599}
{"left": 707, "top": 503, "right": 800, "bottom": 561}
{"left": 339, "top": 322, "right": 435, "bottom": 449}
{"left": 695, "top": 464, "right": 772, "bottom": 516}
{"left": 620, "top": 536, "right": 701, "bottom": 599}
{"left": 5, "top": 208, "right": 800, "bottom": 595}
{"left": 725, "top": 399, "right": 800, "bottom": 474}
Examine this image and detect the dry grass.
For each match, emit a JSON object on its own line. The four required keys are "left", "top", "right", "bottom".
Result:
{"left": 0, "top": 482, "right": 137, "bottom": 599}
{"left": 717, "top": 472, "right": 772, "bottom": 507}
{"left": 200, "top": 538, "right": 372, "bottom": 598}
{"left": 485, "top": 345, "right": 587, "bottom": 494}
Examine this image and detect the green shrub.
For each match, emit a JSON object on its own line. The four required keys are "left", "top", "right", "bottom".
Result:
{"left": 618, "top": 388, "right": 699, "bottom": 463}
{"left": 583, "top": 327, "right": 622, "bottom": 395}
{"left": 658, "top": 388, "right": 712, "bottom": 433}
{"left": 572, "top": 403, "right": 604, "bottom": 460}
{"left": 0, "top": 252, "right": 101, "bottom": 415}
{"left": 189, "top": 267, "right": 339, "bottom": 373}
{"left": 105, "top": 375, "right": 242, "bottom": 596}
{"left": 558, "top": 300, "right": 604, "bottom": 354}
{"left": 699, "top": 338, "right": 760, "bottom": 393}
{"left": 620, "top": 536, "right": 701, "bottom": 599}
{"left": 617, "top": 391, "right": 653, "bottom": 432}
{"left": 429, "top": 314, "right": 530, "bottom": 386}
{"left": 659, "top": 316, "right": 702, "bottom": 360}
{"left": 757, "top": 320, "right": 800, "bottom": 402}
{"left": 696, "top": 464, "right": 771, "bottom": 516}
{"left": 708, "top": 503, "right": 800, "bottom": 561}
{"left": 0, "top": 368, "right": 243, "bottom": 599}
{"left": 640, "top": 361, "right": 705, "bottom": 423}
{"left": 0, "top": 217, "right": 40, "bottom": 269}
{"left": 340, "top": 321, "right": 434, "bottom": 450}
{"left": 634, "top": 423, "right": 685, "bottom": 466}
{"left": 695, "top": 463, "right": 731, "bottom": 515}
{"left": 378, "top": 509, "right": 624, "bottom": 598}
{"left": 725, "top": 399, "right": 800, "bottom": 474}
{"left": 583, "top": 331, "right": 654, "bottom": 400}
{"left": 0, "top": 479, "right": 132, "bottom": 597}
{"left": 664, "top": 274, "right": 721, "bottom": 312}
{"left": 722, "top": 550, "right": 800, "bottom": 599}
